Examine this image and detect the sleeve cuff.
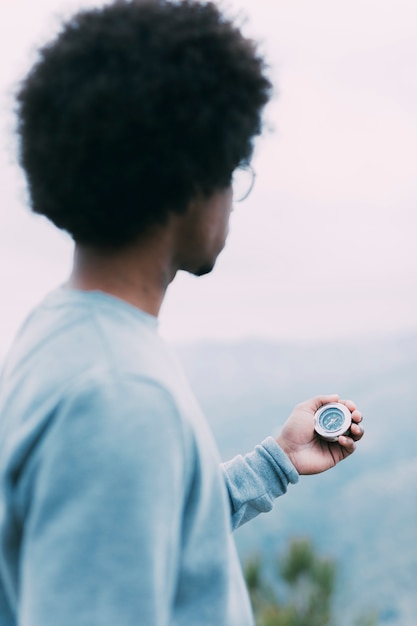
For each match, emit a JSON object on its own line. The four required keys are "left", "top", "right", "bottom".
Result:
{"left": 260, "top": 436, "right": 299, "bottom": 493}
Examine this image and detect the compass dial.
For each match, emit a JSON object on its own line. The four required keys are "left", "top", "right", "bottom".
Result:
{"left": 314, "top": 402, "right": 352, "bottom": 441}
{"left": 319, "top": 408, "right": 345, "bottom": 432}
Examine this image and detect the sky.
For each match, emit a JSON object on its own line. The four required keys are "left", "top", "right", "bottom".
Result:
{"left": 0, "top": 0, "right": 416, "bottom": 353}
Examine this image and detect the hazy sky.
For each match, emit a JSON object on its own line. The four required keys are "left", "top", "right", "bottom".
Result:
{"left": 0, "top": 0, "right": 416, "bottom": 353}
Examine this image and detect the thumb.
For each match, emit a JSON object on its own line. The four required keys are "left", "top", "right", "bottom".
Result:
{"left": 303, "top": 394, "right": 340, "bottom": 412}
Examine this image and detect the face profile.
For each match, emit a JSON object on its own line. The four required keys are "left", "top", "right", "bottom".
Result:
{"left": 174, "top": 187, "right": 234, "bottom": 277}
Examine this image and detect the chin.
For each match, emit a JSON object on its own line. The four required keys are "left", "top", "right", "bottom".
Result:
{"left": 192, "top": 262, "right": 216, "bottom": 277}
{"left": 183, "top": 246, "right": 224, "bottom": 277}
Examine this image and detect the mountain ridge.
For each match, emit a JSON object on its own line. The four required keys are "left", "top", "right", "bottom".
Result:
{"left": 175, "top": 331, "right": 417, "bottom": 626}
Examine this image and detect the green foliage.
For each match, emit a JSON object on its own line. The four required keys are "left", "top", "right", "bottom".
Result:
{"left": 244, "top": 554, "right": 279, "bottom": 621}
{"left": 280, "top": 538, "right": 335, "bottom": 626}
{"left": 353, "top": 613, "right": 378, "bottom": 626}
{"left": 244, "top": 538, "right": 377, "bottom": 626}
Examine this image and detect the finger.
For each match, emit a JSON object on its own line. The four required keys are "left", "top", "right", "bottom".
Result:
{"left": 349, "top": 421, "right": 364, "bottom": 441}
{"left": 305, "top": 394, "right": 340, "bottom": 412}
{"left": 350, "top": 409, "right": 363, "bottom": 424}
{"left": 339, "top": 401, "right": 363, "bottom": 426}
{"left": 339, "top": 398, "right": 357, "bottom": 413}
{"left": 338, "top": 435, "right": 356, "bottom": 453}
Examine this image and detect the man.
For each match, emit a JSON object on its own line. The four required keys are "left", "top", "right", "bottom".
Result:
{"left": 0, "top": 1, "right": 363, "bottom": 625}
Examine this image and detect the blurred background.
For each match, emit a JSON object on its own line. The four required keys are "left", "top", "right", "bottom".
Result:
{"left": 0, "top": 1, "right": 416, "bottom": 624}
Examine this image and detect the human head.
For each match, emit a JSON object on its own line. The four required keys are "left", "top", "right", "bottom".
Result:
{"left": 16, "top": 0, "right": 272, "bottom": 249}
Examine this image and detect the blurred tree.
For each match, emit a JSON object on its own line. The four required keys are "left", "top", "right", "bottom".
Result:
{"left": 244, "top": 538, "right": 377, "bottom": 626}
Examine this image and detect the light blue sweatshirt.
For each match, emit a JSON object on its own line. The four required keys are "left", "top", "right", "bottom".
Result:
{"left": 0, "top": 288, "right": 298, "bottom": 626}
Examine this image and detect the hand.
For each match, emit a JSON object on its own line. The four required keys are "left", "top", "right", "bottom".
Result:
{"left": 276, "top": 394, "right": 364, "bottom": 475}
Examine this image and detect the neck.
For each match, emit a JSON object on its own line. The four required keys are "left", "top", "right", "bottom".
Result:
{"left": 67, "top": 229, "right": 177, "bottom": 317}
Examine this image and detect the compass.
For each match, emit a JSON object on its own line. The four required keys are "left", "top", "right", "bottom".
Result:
{"left": 314, "top": 402, "right": 352, "bottom": 442}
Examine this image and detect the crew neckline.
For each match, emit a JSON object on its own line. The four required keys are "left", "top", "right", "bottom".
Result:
{"left": 43, "top": 285, "right": 159, "bottom": 330}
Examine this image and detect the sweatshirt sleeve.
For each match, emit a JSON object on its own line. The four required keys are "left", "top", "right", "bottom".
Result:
{"left": 15, "top": 374, "right": 188, "bottom": 626}
{"left": 221, "top": 436, "right": 299, "bottom": 530}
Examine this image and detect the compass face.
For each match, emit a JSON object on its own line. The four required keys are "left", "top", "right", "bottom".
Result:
{"left": 318, "top": 407, "right": 345, "bottom": 432}
{"left": 314, "top": 402, "right": 352, "bottom": 441}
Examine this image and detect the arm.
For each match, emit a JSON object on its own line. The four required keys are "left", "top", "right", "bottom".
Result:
{"left": 222, "top": 394, "right": 364, "bottom": 530}
{"left": 16, "top": 375, "right": 187, "bottom": 626}
{"left": 222, "top": 437, "right": 299, "bottom": 530}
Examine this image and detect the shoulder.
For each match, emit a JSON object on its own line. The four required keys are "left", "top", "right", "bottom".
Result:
{"left": 1, "top": 288, "right": 176, "bottom": 407}
{"left": 57, "top": 370, "right": 193, "bottom": 462}
{"left": 13, "top": 371, "right": 195, "bottom": 519}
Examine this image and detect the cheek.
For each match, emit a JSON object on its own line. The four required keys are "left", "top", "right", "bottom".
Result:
{"left": 214, "top": 196, "right": 233, "bottom": 238}
{"left": 211, "top": 210, "right": 231, "bottom": 249}
{"left": 190, "top": 189, "right": 233, "bottom": 252}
